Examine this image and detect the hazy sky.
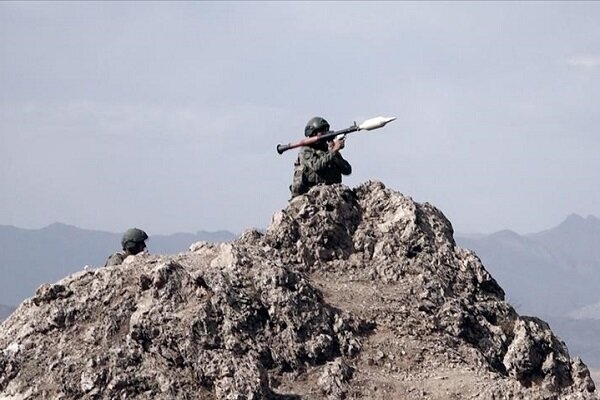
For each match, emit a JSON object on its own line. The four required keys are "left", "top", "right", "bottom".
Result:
{"left": 1, "top": 1, "right": 599, "bottom": 235}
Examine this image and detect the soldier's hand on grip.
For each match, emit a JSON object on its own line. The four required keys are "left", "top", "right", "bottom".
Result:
{"left": 330, "top": 138, "right": 344, "bottom": 152}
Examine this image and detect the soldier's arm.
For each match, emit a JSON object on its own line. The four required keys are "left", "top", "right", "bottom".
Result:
{"left": 104, "top": 253, "right": 125, "bottom": 267}
{"left": 333, "top": 153, "right": 352, "bottom": 175}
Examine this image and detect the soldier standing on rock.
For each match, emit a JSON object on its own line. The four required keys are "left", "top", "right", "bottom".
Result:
{"left": 105, "top": 228, "right": 148, "bottom": 267}
{"left": 289, "top": 116, "right": 352, "bottom": 198}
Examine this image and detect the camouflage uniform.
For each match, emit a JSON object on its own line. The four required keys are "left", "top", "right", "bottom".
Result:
{"left": 104, "top": 251, "right": 129, "bottom": 267}
{"left": 290, "top": 145, "right": 352, "bottom": 198}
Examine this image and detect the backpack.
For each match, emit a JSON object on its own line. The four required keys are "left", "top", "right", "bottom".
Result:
{"left": 290, "top": 154, "right": 309, "bottom": 197}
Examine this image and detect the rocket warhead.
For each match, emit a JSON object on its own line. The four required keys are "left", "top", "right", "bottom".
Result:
{"left": 358, "top": 116, "right": 397, "bottom": 131}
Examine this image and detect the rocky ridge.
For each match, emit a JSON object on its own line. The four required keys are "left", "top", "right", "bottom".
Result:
{"left": 0, "top": 181, "right": 597, "bottom": 399}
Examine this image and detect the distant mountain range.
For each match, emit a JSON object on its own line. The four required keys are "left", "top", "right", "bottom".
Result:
{"left": 456, "top": 213, "right": 600, "bottom": 368}
{"left": 456, "top": 214, "right": 600, "bottom": 319}
{"left": 0, "top": 223, "right": 236, "bottom": 307}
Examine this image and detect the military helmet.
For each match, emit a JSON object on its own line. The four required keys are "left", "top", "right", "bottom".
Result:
{"left": 304, "top": 117, "right": 330, "bottom": 137}
{"left": 121, "top": 228, "right": 148, "bottom": 251}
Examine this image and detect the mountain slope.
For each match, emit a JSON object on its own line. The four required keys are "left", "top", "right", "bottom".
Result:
{"left": 455, "top": 229, "right": 587, "bottom": 317}
{"left": 529, "top": 214, "right": 600, "bottom": 277}
{"left": 456, "top": 217, "right": 600, "bottom": 369}
{"left": 0, "top": 182, "right": 595, "bottom": 399}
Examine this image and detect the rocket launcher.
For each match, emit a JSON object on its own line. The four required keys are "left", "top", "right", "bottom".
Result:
{"left": 276, "top": 116, "right": 396, "bottom": 155}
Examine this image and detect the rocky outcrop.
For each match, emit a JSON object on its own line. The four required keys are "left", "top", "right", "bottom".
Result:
{"left": 0, "top": 181, "right": 597, "bottom": 399}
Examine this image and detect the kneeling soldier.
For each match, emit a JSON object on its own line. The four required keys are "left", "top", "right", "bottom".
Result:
{"left": 290, "top": 116, "right": 352, "bottom": 198}
{"left": 105, "top": 227, "right": 148, "bottom": 267}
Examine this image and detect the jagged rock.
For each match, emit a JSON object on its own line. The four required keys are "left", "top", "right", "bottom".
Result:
{"left": 318, "top": 359, "right": 353, "bottom": 399}
{"left": 0, "top": 181, "right": 597, "bottom": 399}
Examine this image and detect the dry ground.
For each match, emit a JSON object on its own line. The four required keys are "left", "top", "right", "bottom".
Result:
{"left": 286, "top": 274, "right": 600, "bottom": 399}
{"left": 295, "top": 276, "right": 501, "bottom": 399}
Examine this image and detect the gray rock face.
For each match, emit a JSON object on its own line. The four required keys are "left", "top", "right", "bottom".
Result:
{"left": 0, "top": 181, "right": 597, "bottom": 399}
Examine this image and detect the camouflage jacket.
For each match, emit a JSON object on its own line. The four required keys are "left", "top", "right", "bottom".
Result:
{"left": 104, "top": 251, "right": 127, "bottom": 267}
{"left": 290, "top": 146, "right": 352, "bottom": 197}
